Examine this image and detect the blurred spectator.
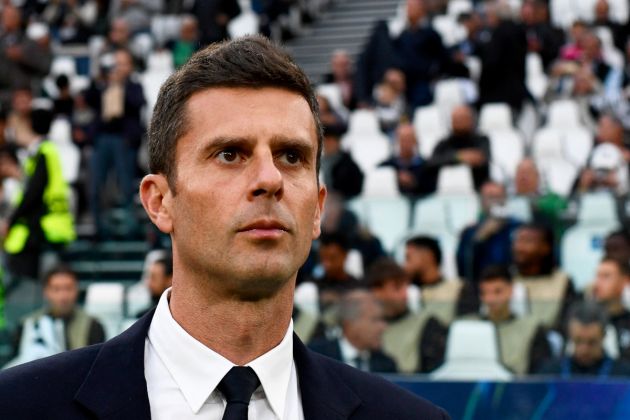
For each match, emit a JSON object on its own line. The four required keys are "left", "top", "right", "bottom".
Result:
{"left": 512, "top": 223, "right": 576, "bottom": 330}
{"left": 546, "top": 67, "right": 602, "bottom": 131}
{"left": 604, "top": 229, "right": 630, "bottom": 264}
{"left": 574, "top": 115, "right": 629, "bottom": 195}
{"left": 456, "top": 181, "right": 521, "bottom": 282}
{"left": 0, "top": 6, "right": 52, "bottom": 105}
{"left": 593, "top": 0, "right": 627, "bottom": 52}
{"left": 136, "top": 255, "right": 172, "bottom": 318}
{"left": 9, "top": 265, "right": 105, "bottom": 366}
{"left": 309, "top": 289, "right": 397, "bottom": 373}
{"left": 368, "top": 257, "right": 447, "bottom": 373}
{"left": 428, "top": 104, "right": 491, "bottom": 191}
{"left": 558, "top": 20, "right": 589, "bottom": 61}
{"left": 5, "top": 88, "right": 35, "bottom": 146}
{"left": 94, "top": 17, "right": 144, "bottom": 73}
{"left": 315, "top": 233, "right": 362, "bottom": 311}
{"left": 373, "top": 68, "right": 407, "bottom": 135}
{"left": 2, "top": 102, "right": 75, "bottom": 283}
{"left": 538, "top": 301, "right": 630, "bottom": 377}
{"left": 553, "top": 30, "right": 612, "bottom": 87}
{"left": 110, "top": 0, "right": 160, "bottom": 34}
{"left": 322, "top": 50, "right": 357, "bottom": 110}
{"left": 319, "top": 96, "right": 362, "bottom": 200}
{"left": 512, "top": 159, "right": 568, "bottom": 232}
{"left": 355, "top": 0, "right": 446, "bottom": 109}
{"left": 476, "top": 265, "right": 551, "bottom": 374}
{"left": 405, "top": 236, "right": 478, "bottom": 323}
{"left": 84, "top": 48, "right": 145, "bottom": 240}
{"left": 190, "top": 0, "right": 241, "bottom": 46}
{"left": 476, "top": 0, "right": 528, "bottom": 112}
{"left": 167, "top": 15, "right": 200, "bottom": 69}
{"left": 41, "top": 0, "right": 98, "bottom": 44}
{"left": 52, "top": 74, "right": 74, "bottom": 118}
{"left": 521, "top": 0, "right": 564, "bottom": 70}
{"left": 591, "top": 257, "right": 630, "bottom": 360}
{"left": 378, "top": 123, "right": 437, "bottom": 197}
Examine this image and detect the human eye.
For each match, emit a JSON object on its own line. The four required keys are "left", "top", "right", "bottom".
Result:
{"left": 278, "top": 149, "right": 305, "bottom": 166}
{"left": 216, "top": 148, "right": 241, "bottom": 164}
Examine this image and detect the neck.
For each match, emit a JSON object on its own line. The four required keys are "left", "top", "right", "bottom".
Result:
{"left": 421, "top": 267, "right": 442, "bottom": 285}
{"left": 607, "top": 299, "right": 625, "bottom": 316}
{"left": 169, "top": 273, "right": 294, "bottom": 366}
{"left": 488, "top": 306, "right": 512, "bottom": 323}
{"left": 516, "top": 261, "right": 544, "bottom": 277}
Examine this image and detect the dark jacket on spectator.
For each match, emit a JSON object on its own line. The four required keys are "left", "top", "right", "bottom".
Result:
{"left": 309, "top": 337, "right": 398, "bottom": 373}
{"left": 379, "top": 156, "right": 437, "bottom": 196}
{"left": 428, "top": 133, "right": 491, "bottom": 191}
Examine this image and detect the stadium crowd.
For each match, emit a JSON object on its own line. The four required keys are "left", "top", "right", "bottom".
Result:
{"left": 1, "top": 0, "right": 630, "bottom": 381}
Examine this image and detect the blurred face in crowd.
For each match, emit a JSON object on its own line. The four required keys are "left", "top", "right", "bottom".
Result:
{"left": 592, "top": 260, "right": 628, "bottom": 304}
{"left": 384, "top": 69, "right": 406, "bottom": 94}
{"left": 404, "top": 244, "right": 439, "bottom": 283}
{"left": 372, "top": 278, "right": 409, "bottom": 318}
{"left": 331, "top": 51, "right": 351, "bottom": 80}
{"left": 180, "top": 16, "right": 198, "bottom": 42}
{"left": 595, "top": 0, "right": 610, "bottom": 21}
{"left": 45, "top": 273, "right": 79, "bottom": 317}
{"left": 1, "top": 5, "right": 20, "bottom": 33}
{"left": 147, "top": 261, "right": 173, "bottom": 299}
{"left": 514, "top": 159, "right": 540, "bottom": 195}
{"left": 451, "top": 105, "right": 475, "bottom": 137}
{"left": 581, "top": 32, "right": 602, "bottom": 61}
{"left": 479, "top": 277, "right": 512, "bottom": 320}
{"left": 111, "top": 50, "right": 134, "bottom": 81}
{"left": 319, "top": 242, "right": 348, "bottom": 280}
{"left": 480, "top": 182, "right": 506, "bottom": 214}
{"left": 512, "top": 227, "right": 550, "bottom": 268}
{"left": 109, "top": 18, "right": 130, "bottom": 45}
{"left": 605, "top": 234, "right": 630, "bottom": 262}
{"left": 397, "top": 124, "right": 418, "bottom": 160}
{"left": 343, "top": 293, "right": 387, "bottom": 351}
{"left": 11, "top": 89, "right": 32, "bottom": 116}
{"left": 596, "top": 115, "right": 623, "bottom": 147}
{"left": 573, "top": 68, "right": 596, "bottom": 95}
{"left": 406, "top": 0, "right": 426, "bottom": 25}
{"left": 570, "top": 320, "right": 605, "bottom": 367}
{"left": 520, "top": 1, "right": 536, "bottom": 25}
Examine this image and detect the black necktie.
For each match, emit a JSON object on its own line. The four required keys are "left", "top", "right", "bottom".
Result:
{"left": 218, "top": 366, "right": 261, "bottom": 420}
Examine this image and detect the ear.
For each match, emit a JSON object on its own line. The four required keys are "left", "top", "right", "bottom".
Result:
{"left": 312, "top": 185, "right": 327, "bottom": 239}
{"left": 140, "top": 174, "right": 174, "bottom": 234}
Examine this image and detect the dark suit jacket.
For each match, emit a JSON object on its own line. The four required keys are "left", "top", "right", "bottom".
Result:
{"left": 0, "top": 309, "right": 449, "bottom": 419}
{"left": 309, "top": 337, "right": 398, "bottom": 374}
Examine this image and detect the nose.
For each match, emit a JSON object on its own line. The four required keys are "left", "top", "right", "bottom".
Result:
{"left": 248, "top": 151, "right": 284, "bottom": 200}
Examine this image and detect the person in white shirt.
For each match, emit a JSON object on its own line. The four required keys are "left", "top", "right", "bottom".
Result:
{"left": 0, "top": 35, "right": 449, "bottom": 420}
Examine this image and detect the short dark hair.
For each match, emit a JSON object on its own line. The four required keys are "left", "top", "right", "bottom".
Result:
{"left": 319, "top": 232, "right": 350, "bottom": 251}
{"left": 479, "top": 264, "right": 512, "bottom": 284}
{"left": 605, "top": 229, "right": 630, "bottom": 246}
{"left": 600, "top": 256, "right": 630, "bottom": 277}
{"left": 366, "top": 257, "right": 407, "bottom": 289}
{"left": 43, "top": 264, "right": 77, "bottom": 287}
{"left": 406, "top": 235, "right": 442, "bottom": 265}
{"left": 154, "top": 255, "right": 173, "bottom": 277}
{"left": 567, "top": 301, "right": 609, "bottom": 330}
{"left": 148, "top": 35, "right": 323, "bottom": 192}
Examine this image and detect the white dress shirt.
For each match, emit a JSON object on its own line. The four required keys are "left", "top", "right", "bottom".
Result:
{"left": 144, "top": 289, "right": 304, "bottom": 420}
{"left": 339, "top": 336, "right": 370, "bottom": 372}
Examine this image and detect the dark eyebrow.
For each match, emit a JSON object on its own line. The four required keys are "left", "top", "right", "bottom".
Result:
{"left": 200, "top": 136, "right": 255, "bottom": 156}
{"left": 270, "top": 135, "right": 315, "bottom": 158}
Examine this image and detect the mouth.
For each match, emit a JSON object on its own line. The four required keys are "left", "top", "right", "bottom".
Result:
{"left": 237, "top": 219, "right": 289, "bottom": 240}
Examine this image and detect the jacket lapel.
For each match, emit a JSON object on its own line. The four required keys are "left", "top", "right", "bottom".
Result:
{"left": 293, "top": 334, "right": 362, "bottom": 420}
{"left": 74, "top": 309, "right": 156, "bottom": 419}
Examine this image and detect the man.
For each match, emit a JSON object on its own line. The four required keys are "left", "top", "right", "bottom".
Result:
{"left": 604, "top": 229, "right": 630, "bottom": 264}
{"left": 456, "top": 181, "right": 521, "bottom": 282}
{"left": 538, "top": 301, "right": 630, "bottom": 377}
{"left": 11, "top": 265, "right": 105, "bottom": 364}
{"left": 368, "top": 257, "right": 447, "bottom": 373}
{"left": 428, "top": 105, "right": 491, "bottom": 191}
{"left": 476, "top": 265, "right": 551, "bottom": 375}
{"left": 379, "top": 123, "right": 437, "bottom": 197}
{"left": 136, "top": 256, "right": 173, "bottom": 318}
{"left": 0, "top": 36, "right": 448, "bottom": 419}
{"left": 591, "top": 257, "right": 630, "bottom": 360}
{"left": 511, "top": 223, "right": 575, "bottom": 330}
{"left": 309, "top": 289, "right": 397, "bottom": 373}
{"left": 405, "top": 235, "right": 477, "bottom": 323}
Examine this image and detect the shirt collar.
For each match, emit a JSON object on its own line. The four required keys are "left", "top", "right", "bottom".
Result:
{"left": 147, "top": 288, "right": 294, "bottom": 418}
{"left": 339, "top": 335, "right": 361, "bottom": 363}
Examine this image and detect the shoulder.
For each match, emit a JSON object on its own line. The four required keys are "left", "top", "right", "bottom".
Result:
{"left": 309, "top": 350, "right": 449, "bottom": 419}
{"left": 0, "top": 345, "right": 102, "bottom": 412}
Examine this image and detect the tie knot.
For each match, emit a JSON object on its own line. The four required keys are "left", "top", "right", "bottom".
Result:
{"left": 218, "top": 366, "right": 261, "bottom": 405}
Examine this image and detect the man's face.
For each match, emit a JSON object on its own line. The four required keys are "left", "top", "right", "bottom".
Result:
{"left": 159, "top": 87, "right": 325, "bottom": 300}
{"left": 512, "top": 228, "right": 549, "bottom": 267}
{"left": 345, "top": 298, "right": 387, "bottom": 351}
{"left": 147, "top": 262, "right": 172, "bottom": 299}
{"left": 372, "top": 279, "right": 409, "bottom": 318}
{"left": 514, "top": 159, "right": 539, "bottom": 194}
{"left": 593, "top": 261, "right": 627, "bottom": 303}
{"left": 480, "top": 182, "right": 506, "bottom": 214}
{"left": 605, "top": 235, "right": 630, "bottom": 262}
{"left": 397, "top": 124, "right": 417, "bottom": 159}
{"left": 451, "top": 106, "right": 474, "bottom": 136}
{"left": 44, "top": 273, "right": 79, "bottom": 317}
{"left": 319, "top": 243, "right": 348, "bottom": 280}
{"left": 570, "top": 320, "right": 605, "bottom": 366}
{"left": 404, "top": 245, "right": 434, "bottom": 279}
{"left": 479, "top": 278, "right": 512, "bottom": 317}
